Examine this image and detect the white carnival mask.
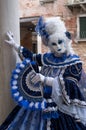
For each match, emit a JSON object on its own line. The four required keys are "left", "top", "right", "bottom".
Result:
{"left": 48, "top": 33, "right": 67, "bottom": 55}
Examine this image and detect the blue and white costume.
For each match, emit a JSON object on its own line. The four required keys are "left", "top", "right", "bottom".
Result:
{"left": 5, "top": 46, "right": 86, "bottom": 130}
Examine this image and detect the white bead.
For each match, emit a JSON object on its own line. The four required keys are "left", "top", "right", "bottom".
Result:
{"left": 29, "top": 102, "right": 34, "bottom": 107}
{"left": 20, "top": 64, "right": 25, "bottom": 68}
{"left": 12, "top": 80, "right": 17, "bottom": 85}
{"left": 14, "top": 92, "right": 19, "bottom": 97}
{"left": 15, "top": 69, "right": 20, "bottom": 73}
{"left": 12, "top": 86, "right": 17, "bottom": 89}
{"left": 18, "top": 96, "right": 23, "bottom": 101}
{"left": 14, "top": 74, "right": 18, "bottom": 79}
{"left": 26, "top": 59, "right": 30, "bottom": 63}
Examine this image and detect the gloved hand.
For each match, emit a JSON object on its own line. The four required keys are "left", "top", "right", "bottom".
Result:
{"left": 5, "top": 31, "right": 20, "bottom": 51}
{"left": 29, "top": 71, "right": 45, "bottom": 85}
{"left": 29, "top": 71, "right": 53, "bottom": 86}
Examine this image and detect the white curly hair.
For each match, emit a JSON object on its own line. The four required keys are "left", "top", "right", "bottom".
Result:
{"left": 42, "top": 17, "right": 74, "bottom": 55}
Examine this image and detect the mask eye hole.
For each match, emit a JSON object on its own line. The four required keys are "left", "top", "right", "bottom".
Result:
{"left": 51, "top": 42, "right": 57, "bottom": 46}
{"left": 58, "top": 40, "right": 63, "bottom": 44}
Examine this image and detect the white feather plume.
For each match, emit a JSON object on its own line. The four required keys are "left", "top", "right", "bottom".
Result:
{"left": 44, "top": 17, "right": 74, "bottom": 55}
{"left": 45, "top": 17, "right": 66, "bottom": 35}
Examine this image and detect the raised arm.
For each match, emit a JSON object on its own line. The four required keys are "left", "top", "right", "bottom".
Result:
{"left": 5, "top": 31, "right": 42, "bottom": 65}
{"left": 5, "top": 31, "right": 20, "bottom": 51}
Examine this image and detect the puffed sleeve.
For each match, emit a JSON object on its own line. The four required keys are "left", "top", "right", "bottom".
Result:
{"left": 51, "top": 63, "right": 86, "bottom": 125}
{"left": 61, "top": 63, "right": 86, "bottom": 105}
{"left": 18, "top": 46, "right": 42, "bottom": 66}
{"left": 51, "top": 62, "right": 86, "bottom": 106}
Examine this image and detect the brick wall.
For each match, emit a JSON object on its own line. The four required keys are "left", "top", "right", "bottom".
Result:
{"left": 19, "top": 0, "right": 70, "bottom": 18}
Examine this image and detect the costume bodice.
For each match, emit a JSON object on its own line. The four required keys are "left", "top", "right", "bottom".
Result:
{"left": 41, "top": 66, "right": 61, "bottom": 77}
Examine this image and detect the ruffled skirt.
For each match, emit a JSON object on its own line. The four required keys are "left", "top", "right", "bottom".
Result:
{"left": 0, "top": 106, "right": 86, "bottom": 130}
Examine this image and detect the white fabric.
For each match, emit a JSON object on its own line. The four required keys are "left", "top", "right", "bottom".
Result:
{"left": 44, "top": 77, "right": 54, "bottom": 86}
{"left": 51, "top": 77, "right": 86, "bottom": 126}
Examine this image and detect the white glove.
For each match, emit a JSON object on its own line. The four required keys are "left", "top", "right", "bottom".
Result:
{"left": 5, "top": 31, "right": 20, "bottom": 51}
{"left": 29, "top": 71, "right": 45, "bottom": 85}
{"left": 29, "top": 71, "right": 53, "bottom": 86}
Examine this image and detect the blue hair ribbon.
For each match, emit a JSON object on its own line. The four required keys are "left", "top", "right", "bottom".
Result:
{"left": 35, "top": 16, "right": 49, "bottom": 40}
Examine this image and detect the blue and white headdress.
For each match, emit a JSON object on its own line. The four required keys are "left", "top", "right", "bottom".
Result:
{"left": 35, "top": 16, "right": 49, "bottom": 46}
{"left": 35, "top": 16, "right": 74, "bottom": 55}
{"left": 35, "top": 16, "right": 72, "bottom": 46}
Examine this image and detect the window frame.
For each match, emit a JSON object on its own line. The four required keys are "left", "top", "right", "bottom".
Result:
{"left": 77, "top": 14, "right": 86, "bottom": 41}
{"left": 40, "top": 0, "right": 55, "bottom": 4}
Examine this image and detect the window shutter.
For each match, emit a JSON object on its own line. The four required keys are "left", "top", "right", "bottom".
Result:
{"left": 79, "top": 17, "right": 86, "bottom": 39}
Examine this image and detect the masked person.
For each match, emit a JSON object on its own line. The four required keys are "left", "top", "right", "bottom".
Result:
{"left": 1, "top": 16, "right": 86, "bottom": 130}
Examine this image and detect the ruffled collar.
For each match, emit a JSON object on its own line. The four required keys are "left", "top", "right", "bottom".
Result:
{"left": 41, "top": 53, "right": 82, "bottom": 68}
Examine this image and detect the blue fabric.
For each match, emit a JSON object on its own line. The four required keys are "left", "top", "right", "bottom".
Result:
{"left": 42, "top": 53, "right": 81, "bottom": 67}
{"left": 65, "top": 31, "right": 72, "bottom": 39}
{"left": 64, "top": 63, "right": 82, "bottom": 81}
{"left": 43, "top": 111, "right": 59, "bottom": 119}
{"left": 0, "top": 105, "right": 21, "bottom": 130}
{"left": 22, "top": 47, "right": 33, "bottom": 60}
{"left": 21, "top": 47, "right": 42, "bottom": 66}
{"left": 1, "top": 107, "right": 86, "bottom": 130}
{"left": 43, "top": 85, "right": 52, "bottom": 98}
{"left": 79, "top": 69, "right": 86, "bottom": 100}
{"left": 7, "top": 108, "right": 47, "bottom": 130}
{"left": 63, "top": 63, "right": 86, "bottom": 101}
{"left": 51, "top": 111, "right": 86, "bottom": 130}
{"left": 64, "top": 78, "right": 85, "bottom": 101}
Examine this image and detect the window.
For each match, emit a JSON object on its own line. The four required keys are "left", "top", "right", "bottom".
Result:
{"left": 77, "top": 16, "right": 86, "bottom": 40}
{"left": 40, "top": 0, "right": 55, "bottom": 4}
{"left": 79, "top": 17, "right": 86, "bottom": 39}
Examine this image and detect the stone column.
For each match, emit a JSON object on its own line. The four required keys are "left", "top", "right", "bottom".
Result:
{"left": 0, "top": 0, "right": 20, "bottom": 124}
